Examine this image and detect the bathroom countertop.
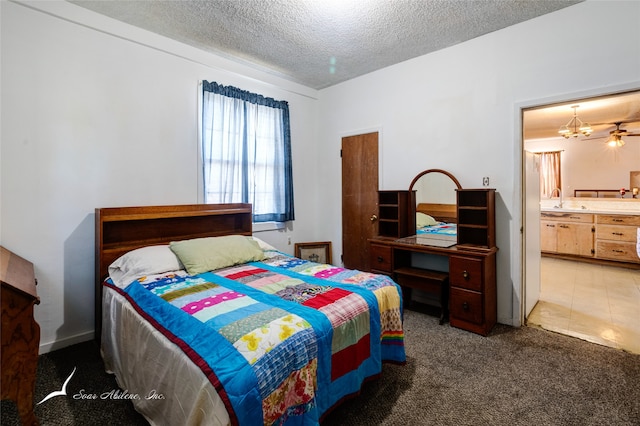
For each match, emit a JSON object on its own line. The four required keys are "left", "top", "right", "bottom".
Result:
{"left": 540, "top": 207, "right": 640, "bottom": 215}
{"left": 540, "top": 198, "right": 640, "bottom": 216}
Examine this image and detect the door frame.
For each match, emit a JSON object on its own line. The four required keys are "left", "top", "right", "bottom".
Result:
{"left": 515, "top": 81, "right": 640, "bottom": 327}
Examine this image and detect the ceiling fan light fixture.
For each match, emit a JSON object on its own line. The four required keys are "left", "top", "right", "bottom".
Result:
{"left": 558, "top": 105, "right": 592, "bottom": 138}
{"left": 607, "top": 135, "right": 625, "bottom": 147}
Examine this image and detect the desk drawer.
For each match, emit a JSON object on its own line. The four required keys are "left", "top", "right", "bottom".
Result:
{"left": 450, "top": 255, "right": 483, "bottom": 292}
{"left": 450, "top": 287, "right": 483, "bottom": 325}
{"left": 369, "top": 243, "right": 392, "bottom": 273}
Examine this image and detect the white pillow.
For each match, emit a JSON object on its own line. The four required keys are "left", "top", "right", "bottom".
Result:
{"left": 417, "top": 212, "right": 438, "bottom": 228}
{"left": 108, "top": 245, "right": 183, "bottom": 288}
{"left": 251, "top": 236, "right": 278, "bottom": 251}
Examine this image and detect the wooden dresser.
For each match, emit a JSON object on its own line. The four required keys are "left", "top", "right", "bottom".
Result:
{"left": 370, "top": 189, "right": 498, "bottom": 335}
{"left": 1, "top": 246, "right": 40, "bottom": 426}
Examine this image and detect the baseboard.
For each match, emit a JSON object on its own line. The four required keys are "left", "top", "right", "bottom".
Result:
{"left": 39, "top": 330, "right": 95, "bottom": 354}
{"left": 499, "top": 315, "right": 516, "bottom": 327}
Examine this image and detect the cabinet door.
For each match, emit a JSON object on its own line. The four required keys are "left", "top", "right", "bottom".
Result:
{"left": 556, "top": 223, "right": 593, "bottom": 256}
{"left": 540, "top": 220, "right": 557, "bottom": 252}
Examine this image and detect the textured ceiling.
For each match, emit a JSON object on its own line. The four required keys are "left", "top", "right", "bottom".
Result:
{"left": 70, "top": 0, "right": 581, "bottom": 90}
{"left": 68, "top": 0, "right": 638, "bottom": 141}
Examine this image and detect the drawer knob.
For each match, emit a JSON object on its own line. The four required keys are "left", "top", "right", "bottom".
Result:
{"left": 462, "top": 302, "right": 469, "bottom": 311}
{"left": 377, "top": 256, "right": 384, "bottom": 263}
{"left": 462, "top": 270, "right": 469, "bottom": 280}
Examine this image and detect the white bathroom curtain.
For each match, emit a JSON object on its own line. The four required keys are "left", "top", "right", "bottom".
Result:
{"left": 539, "top": 151, "right": 562, "bottom": 199}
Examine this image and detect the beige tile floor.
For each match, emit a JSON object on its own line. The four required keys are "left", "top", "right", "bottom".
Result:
{"left": 527, "top": 257, "right": 640, "bottom": 355}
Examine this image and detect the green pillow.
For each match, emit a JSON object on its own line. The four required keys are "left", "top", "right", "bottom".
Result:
{"left": 169, "top": 235, "right": 265, "bottom": 275}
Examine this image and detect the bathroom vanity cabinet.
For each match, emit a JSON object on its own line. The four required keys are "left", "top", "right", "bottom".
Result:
{"left": 540, "top": 212, "right": 594, "bottom": 257}
{"left": 541, "top": 211, "right": 640, "bottom": 266}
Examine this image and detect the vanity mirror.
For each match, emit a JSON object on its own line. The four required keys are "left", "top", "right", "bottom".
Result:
{"left": 408, "top": 169, "right": 462, "bottom": 235}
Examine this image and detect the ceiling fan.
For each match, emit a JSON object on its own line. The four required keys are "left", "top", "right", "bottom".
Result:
{"left": 603, "top": 122, "right": 640, "bottom": 147}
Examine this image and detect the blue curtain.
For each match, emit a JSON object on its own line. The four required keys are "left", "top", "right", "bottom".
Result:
{"left": 201, "top": 81, "right": 294, "bottom": 222}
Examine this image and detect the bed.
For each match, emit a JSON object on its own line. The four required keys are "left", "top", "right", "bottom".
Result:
{"left": 415, "top": 202, "right": 457, "bottom": 237}
{"left": 95, "top": 203, "right": 405, "bottom": 425}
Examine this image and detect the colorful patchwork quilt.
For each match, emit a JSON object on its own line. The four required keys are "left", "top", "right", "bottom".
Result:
{"left": 106, "top": 251, "right": 405, "bottom": 425}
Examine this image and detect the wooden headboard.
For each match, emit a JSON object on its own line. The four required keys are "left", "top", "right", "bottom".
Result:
{"left": 417, "top": 203, "right": 457, "bottom": 224}
{"left": 94, "top": 203, "right": 252, "bottom": 341}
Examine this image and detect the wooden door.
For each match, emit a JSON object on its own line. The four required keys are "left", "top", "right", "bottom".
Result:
{"left": 524, "top": 151, "right": 541, "bottom": 319}
{"left": 342, "top": 132, "right": 379, "bottom": 270}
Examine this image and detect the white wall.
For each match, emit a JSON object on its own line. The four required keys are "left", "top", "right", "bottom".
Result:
{"left": 526, "top": 136, "right": 640, "bottom": 197}
{"left": 3, "top": 0, "right": 639, "bottom": 352}
{"left": 317, "top": 0, "right": 640, "bottom": 325}
{"left": 1, "top": 1, "right": 321, "bottom": 352}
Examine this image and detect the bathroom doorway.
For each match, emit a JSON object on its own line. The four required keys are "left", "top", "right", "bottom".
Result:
{"left": 521, "top": 89, "right": 640, "bottom": 354}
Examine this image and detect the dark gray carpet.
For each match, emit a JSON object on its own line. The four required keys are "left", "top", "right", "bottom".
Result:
{"left": 324, "top": 308, "right": 640, "bottom": 425}
{"left": 2, "top": 308, "right": 639, "bottom": 425}
{"left": 1, "top": 338, "right": 147, "bottom": 426}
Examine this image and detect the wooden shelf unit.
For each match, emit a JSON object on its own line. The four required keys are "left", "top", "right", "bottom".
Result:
{"left": 456, "top": 189, "right": 496, "bottom": 248}
{"left": 377, "top": 190, "right": 415, "bottom": 238}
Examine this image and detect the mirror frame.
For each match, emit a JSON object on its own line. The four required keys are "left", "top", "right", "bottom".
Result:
{"left": 409, "top": 169, "right": 463, "bottom": 228}
{"left": 409, "top": 168, "right": 462, "bottom": 193}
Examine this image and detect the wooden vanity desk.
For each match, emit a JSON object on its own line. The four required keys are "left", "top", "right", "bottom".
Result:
{"left": 370, "top": 235, "right": 497, "bottom": 335}
{"left": 370, "top": 170, "right": 497, "bottom": 336}
{"left": 1, "top": 246, "right": 40, "bottom": 425}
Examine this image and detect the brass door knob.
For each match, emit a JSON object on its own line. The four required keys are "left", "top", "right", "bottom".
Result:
{"left": 370, "top": 214, "right": 378, "bottom": 222}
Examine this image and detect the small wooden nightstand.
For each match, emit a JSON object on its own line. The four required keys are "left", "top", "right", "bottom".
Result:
{"left": 1, "top": 246, "right": 40, "bottom": 426}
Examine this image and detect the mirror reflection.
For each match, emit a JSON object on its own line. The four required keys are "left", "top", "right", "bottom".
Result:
{"left": 408, "top": 169, "right": 462, "bottom": 236}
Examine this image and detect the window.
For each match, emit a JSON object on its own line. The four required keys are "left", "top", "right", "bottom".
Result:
{"left": 201, "top": 81, "right": 294, "bottom": 222}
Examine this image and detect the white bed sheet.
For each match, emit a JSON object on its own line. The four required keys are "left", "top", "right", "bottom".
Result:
{"left": 102, "top": 286, "right": 231, "bottom": 426}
